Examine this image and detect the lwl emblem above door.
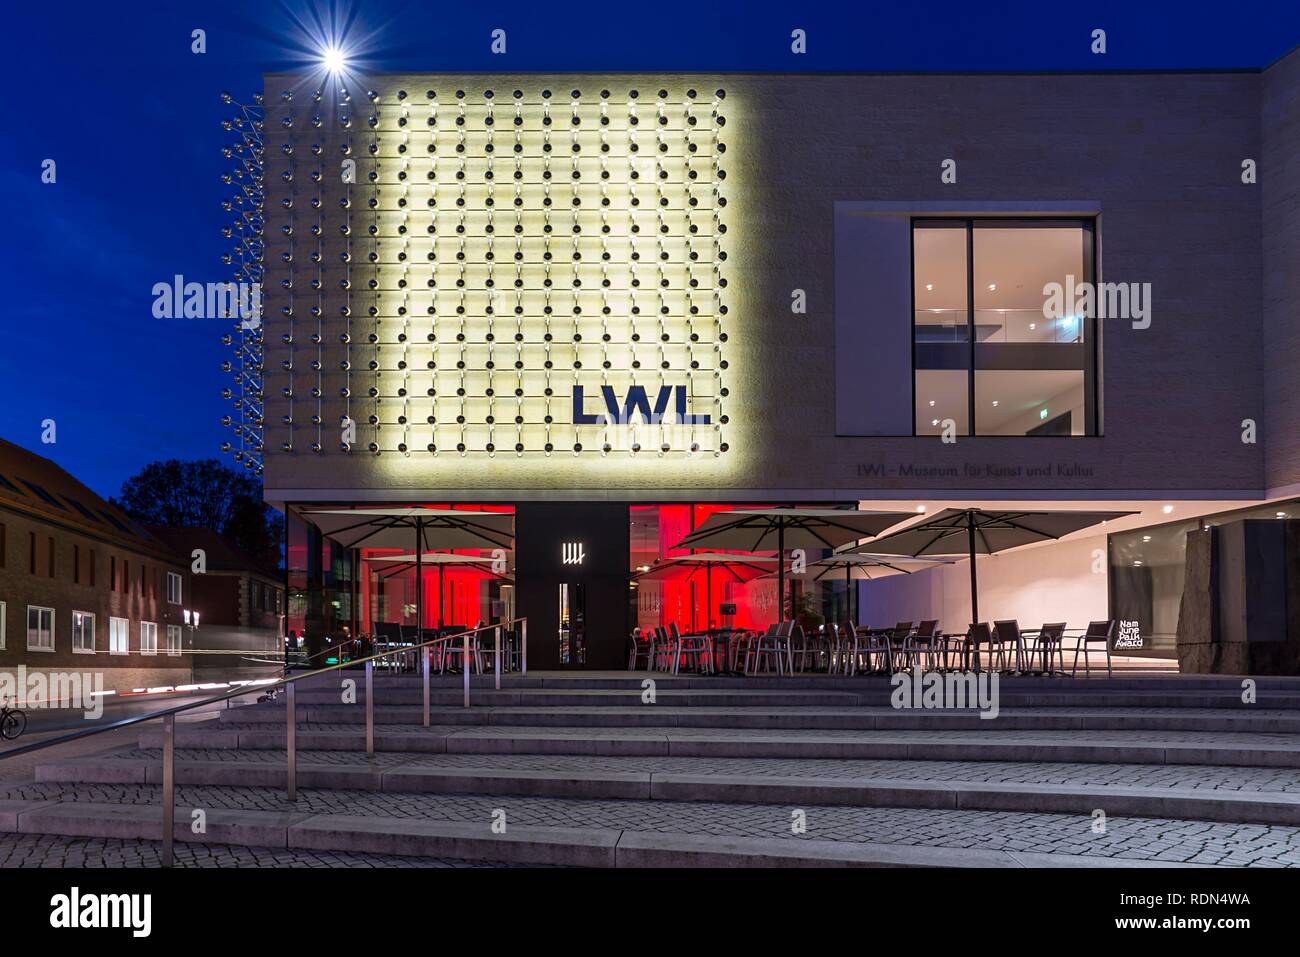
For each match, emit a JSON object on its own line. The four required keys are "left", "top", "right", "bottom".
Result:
{"left": 561, "top": 542, "right": 586, "bottom": 566}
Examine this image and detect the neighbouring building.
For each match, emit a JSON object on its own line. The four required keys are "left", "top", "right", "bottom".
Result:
{"left": 237, "top": 50, "right": 1300, "bottom": 671}
{"left": 0, "top": 439, "right": 193, "bottom": 695}
{"left": 0, "top": 440, "right": 286, "bottom": 694}
{"left": 147, "top": 527, "right": 284, "bottom": 682}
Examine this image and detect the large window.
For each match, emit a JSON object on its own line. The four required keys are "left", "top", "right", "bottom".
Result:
{"left": 140, "top": 621, "right": 158, "bottom": 656}
{"left": 109, "top": 616, "right": 129, "bottom": 655}
{"left": 913, "top": 219, "right": 1097, "bottom": 436}
{"left": 27, "top": 606, "right": 54, "bottom": 652}
{"left": 167, "top": 571, "right": 182, "bottom": 605}
{"left": 166, "top": 624, "right": 182, "bottom": 656}
{"left": 72, "top": 611, "right": 95, "bottom": 654}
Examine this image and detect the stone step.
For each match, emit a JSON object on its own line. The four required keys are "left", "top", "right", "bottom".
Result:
{"left": 301, "top": 672, "right": 1300, "bottom": 693}
{"left": 0, "top": 798, "right": 1216, "bottom": 868}
{"left": 34, "top": 749, "right": 1300, "bottom": 826}
{"left": 246, "top": 686, "right": 1300, "bottom": 710}
{"left": 216, "top": 702, "right": 1300, "bottom": 734}
{"left": 136, "top": 724, "right": 1300, "bottom": 768}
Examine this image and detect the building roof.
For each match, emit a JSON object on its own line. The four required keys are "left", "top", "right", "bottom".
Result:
{"left": 0, "top": 437, "right": 177, "bottom": 562}
{"left": 146, "top": 526, "right": 280, "bottom": 580}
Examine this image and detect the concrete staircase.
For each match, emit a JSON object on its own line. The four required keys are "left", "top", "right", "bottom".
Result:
{"left": 5, "top": 672, "right": 1300, "bottom": 867}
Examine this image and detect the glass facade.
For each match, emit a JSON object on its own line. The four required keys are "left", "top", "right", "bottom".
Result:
{"left": 1108, "top": 498, "right": 1300, "bottom": 658}
{"left": 914, "top": 219, "right": 1097, "bottom": 436}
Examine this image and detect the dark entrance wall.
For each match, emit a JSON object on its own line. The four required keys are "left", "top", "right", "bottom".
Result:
{"left": 515, "top": 502, "right": 629, "bottom": 670}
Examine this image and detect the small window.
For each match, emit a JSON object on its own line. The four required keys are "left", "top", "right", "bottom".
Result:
{"left": 29, "top": 532, "right": 36, "bottom": 575}
{"left": 72, "top": 611, "right": 96, "bottom": 654}
{"left": 168, "top": 572, "right": 183, "bottom": 605}
{"left": 89, "top": 549, "right": 95, "bottom": 587}
{"left": 0, "top": 600, "right": 6, "bottom": 650}
{"left": 62, "top": 496, "right": 101, "bottom": 524}
{"left": 166, "top": 624, "right": 182, "bottom": 656}
{"left": 140, "top": 621, "right": 158, "bottom": 655}
{"left": 27, "top": 606, "right": 54, "bottom": 652}
{"left": 0, "top": 522, "right": 6, "bottom": 568}
{"left": 109, "top": 616, "right": 129, "bottom": 655}
{"left": 47, "top": 536, "right": 54, "bottom": 578}
{"left": 122, "top": 560, "right": 129, "bottom": 593}
{"left": 21, "top": 480, "right": 65, "bottom": 509}
{"left": 73, "top": 544, "right": 81, "bottom": 584}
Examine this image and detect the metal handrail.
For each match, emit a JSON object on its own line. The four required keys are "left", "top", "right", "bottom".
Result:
{"left": 0, "top": 616, "right": 527, "bottom": 867}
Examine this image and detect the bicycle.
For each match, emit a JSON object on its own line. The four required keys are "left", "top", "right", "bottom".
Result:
{"left": 0, "top": 698, "right": 27, "bottom": 741}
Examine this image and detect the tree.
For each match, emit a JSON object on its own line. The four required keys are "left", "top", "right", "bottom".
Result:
{"left": 112, "top": 459, "right": 283, "bottom": 568}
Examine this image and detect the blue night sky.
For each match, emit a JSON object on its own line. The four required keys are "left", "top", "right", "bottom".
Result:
{"left": 3, "top": 0, "right": 1298, "bottom": 499}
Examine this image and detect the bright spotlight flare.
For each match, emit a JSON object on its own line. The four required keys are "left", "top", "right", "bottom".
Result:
{"left": 322, "top": 45, "right": 347, "bottom": 75}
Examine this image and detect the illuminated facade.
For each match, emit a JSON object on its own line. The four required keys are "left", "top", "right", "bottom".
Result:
{"left": 245, "top": 61, "right": 1300, "bottom": 667}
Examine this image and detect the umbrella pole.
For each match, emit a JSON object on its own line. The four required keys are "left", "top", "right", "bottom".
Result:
{"left": 707, "top": 563, "right": 712, "bottom": 631}
{"left": 846, "top": 564, "right": 852, "bottom": 627}
{"left": 968, "top": 512, "right": 979, "bottom": 671}
{"left": 778, "top": 523, "right": 786, "bottom": 624}
{"left": 415, "top": 519, "right": 423, "bottom": 636}
{"left": 439, "top": 561, "right": 445, "bottom": 630}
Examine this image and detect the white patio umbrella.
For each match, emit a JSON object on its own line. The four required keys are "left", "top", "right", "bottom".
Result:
{"left": 369, "top": 552, "right": 512, "bottom": 629}
{"left": 788, "top": 553, "right": 955, "bottom": 625}
{"left": 861, "top": 508, "right": 1135, "bottom": 627}
{"left": 634, "top": 553, "right": 781, "bottom": 630}
{"left": 671, "top": 509, "right": 913, "bottom": 622}
{"left": 300, "top": 508, "right": 515, "bottom": 632}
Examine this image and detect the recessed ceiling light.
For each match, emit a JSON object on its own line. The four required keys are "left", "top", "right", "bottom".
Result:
{"left": 916, "top": 505, "right": 927, "bottom": 513}
{"left": 1028, "top": 323, "right": 1036, "bottom": 331}
{"left": 991, "top": 400, "right": 999, "bottom": 407}
{"left": 931, "top": 418, "right": 939, "bottom": 426}
{"left": 1162, "top": 505, "right": 1174, "bottom": 514}
{"left": 928, "top": 400, "right": 935, "bottom": 407}
{"left": 1277, "top": 511, "right": 1287, "bottom": 519}
{"left": 1142, "top": 535, "right": 1151, "bottom": 542}
{"left": 1134, "top": 560, "right": 1143, "bottom": 566}
{"left": 987, "top": 283, "right": 997, "bottom": 291}
{"left": 925, "top": 283, "right": 934, "bottom": 291}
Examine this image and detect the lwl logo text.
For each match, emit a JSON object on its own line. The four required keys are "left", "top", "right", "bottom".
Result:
{"left": 561, "top": 542, "right": 586, "bottom": 565}
{"left": 572, "top": 385, "right": 711, "bottom": 425}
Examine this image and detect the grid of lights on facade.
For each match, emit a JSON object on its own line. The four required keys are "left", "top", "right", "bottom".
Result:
{"left": 268, "top": 84, "right": 731, "bottom": 459}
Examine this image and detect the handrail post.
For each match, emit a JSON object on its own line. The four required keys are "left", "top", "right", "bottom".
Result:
{"left": 463, "top": 634, "right": 471, "bottom": 709}
{"left": 521, "top": 619, "right": 528, "bottom": 675}
{"left": 162, "top": 713, "right": 175, "bottom": 868}
{"left": 422, "top": 644, "right": 431, "bottom": 728}
{"left": 494, "top": 625, "right": 501, "bottom": 690}
{"left": 365, "top": 659, "right": 375, "bottom": 755}
{"left": 286, "top": 682, "right": 296, "bottom": 800}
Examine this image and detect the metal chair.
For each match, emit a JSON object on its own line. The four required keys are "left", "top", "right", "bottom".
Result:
{"left": 669, "top": 621, "right": 710, "bottom": 675}
{"left": 1025, "top": 621, "right": 1068, "bottom": 675}
{"left": 961, "top": 623, "right": 994, "bottom": 671}
{"left": 849, "top": 623, "right": 892, "bottom": 675}
{"left": 902, "top": 619, "right": 941, "bottom": 670}
{"left": 991, "top": 620, "right": 1026, "bottom": 673}
{"left": 747, "top": 621, "right": 791, "bottom": 675}
{"left": 628, "top": 628, "right": 653, "bottom": 670}
{"left": 1072, "top": 620, "right": 1116, "bottom": 677}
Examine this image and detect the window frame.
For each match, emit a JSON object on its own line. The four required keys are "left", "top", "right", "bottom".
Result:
{"left": 72, "top": 610, "right": 96, "bottom": 654}
{"left": 109, "top": 616, "right": 129, "bottom": 655}
{"left": 0, "top": 600, "right": 6, "bottom": 650}
{"left": 166, "top": 624, "right": 182, "bottom": 656}
{"left": 167, "top": 571, "right": 183, "bottom": 605}
{"left": 140, "top": 620, "right": 158, "bottom": 656}
{"left": 27, "top": 605, "right": 55, "bottom": 653}
{"left": 911, "top": 217, "right": 1099, "bottom": 437}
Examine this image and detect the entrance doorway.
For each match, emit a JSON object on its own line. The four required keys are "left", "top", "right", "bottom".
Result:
{"left": 515, "top": 502, "right": 629, "bottom": 669}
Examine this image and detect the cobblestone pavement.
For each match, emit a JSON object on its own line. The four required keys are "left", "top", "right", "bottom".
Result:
{"left": 103, "top": 747, "right": 1300, "bottom": 792}
{"left": 0, "top": 833, "right": 533, "bottom": 868}
{"left": 5, "top": 781, "right": 1299, "bottom": 866}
